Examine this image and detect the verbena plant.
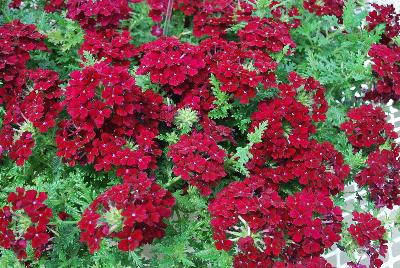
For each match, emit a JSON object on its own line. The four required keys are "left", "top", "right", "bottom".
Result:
{"left": 0, "top": 0, "right": 399, "bottom": 267}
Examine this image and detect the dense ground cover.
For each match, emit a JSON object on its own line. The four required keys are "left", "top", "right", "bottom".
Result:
{"left": 0, "top": 0, "right": 400, "bottom": 267}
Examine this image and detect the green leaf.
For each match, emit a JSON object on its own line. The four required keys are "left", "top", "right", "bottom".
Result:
{"left": 209, "top": 74, "right": 233, "bottom": 119}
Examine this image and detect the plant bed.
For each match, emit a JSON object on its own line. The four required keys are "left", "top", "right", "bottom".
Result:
{"left": 0, "top": 0, "right": 400, "bottom": 267}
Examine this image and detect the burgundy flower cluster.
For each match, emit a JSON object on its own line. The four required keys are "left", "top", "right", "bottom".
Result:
{"left": 366, "top": 44, "right": 400, "bottom": 102}
{"left": 249, "top": 72, "right": 327, "bottom": 160}
{"left": 237, "top": 17, "right": 296, "bottom": 53}
{"left": 0, "top": 21, "right": 63, "bottom": 165}
{"left": 137, "top": 37, "right": 205, "bottom": 90}
{"left": 0, "top": 188, "right": 53, "bottom": 260}
{"left": 208, "top": 176, "right": 343, "bottom": 267}
{"left": 67, "top": 0, "right": 131, "bottom": 30}
{"left": 57, "top": 62, "right": 165, "bottom": 176}
{"left": 203, "top": 38, "right": 277, "bottom": 103}
{"left": 367, "top": 4, "right": 400, "bottom": 46}
{"left": 0, "top": 20, "right": 47, "bottom": 105}
{"left": 78, "top": 174, "right": 175, "bottom": 253}
{"left": 190, "top": 0, "right": 254, "bottom": 39}
{"left": 303, "top": 0, "right": 345, "bottom": 18}
{"left": 44, "top": 0, "right": 66, "bottom": 13}
{"left": 365, "top": 4, "right": 400, "bottom": 102}
{"left": 348, "top": 212, "right": 388, "bottom": 268}
{"left": 168, "top": 131, "right": 226, "bottom": 196}
{"left": 79, "top": 29, "right": 136, "bottom": 67}
{"left": 356, "top": 147, "right": 400, "bottom": 209}
{"left": 340, "top": 104, "right": 397, "bottom": 150}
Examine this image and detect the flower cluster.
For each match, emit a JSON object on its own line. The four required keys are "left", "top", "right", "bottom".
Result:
{"left": 365, "top": 5, "right": 400, "bottom": 102}
{"left": 137, "top": 37, "right": 205, "bottom": 90}
{"left": 78, "top": 174, "right": 175, "bottom": 253}
{"left": 208, "top": 176, "right": 342, "bottom": 267}
{"left": 367, "top": 4, "right": 400, "bottom": 46}
{"left": 0, "top": 188, "right": 53, "bottom": 260}
{"left": 44, "top": 0, "right": 66, "bottom": 13}
{"left": 340, "top": 104, "right": 397, "bottom": 150}
{"left": 168, "top": 131, "right": 226, "bottom": 196}
{"left": 203, "top": 38, "right": 277, "bottom": 103}
{"left": 303, "top": 0, "right": 345, "bottom": 18}
{"left": 237, "top": 17, "right": 296, "bottom": 53}
{"left": 57, "top": 62, "right": 164, "bottom": 175}
{"left": 192, "top": 1, "right": 254, "bottom": 38}
{"left": 249, "top": 72, "right": 327, "bottom": 160}
{"left": 348, "top": 212, "right": 388, "bottom": 268}
{"left": 356, "top": 147, "right": 400, "bottom": 209}
{"left": 67, "top": 0, "right": 131, "bottom": 30}
{"left": 79, "top": 29, "right": 136, "bottom": 67}
{"left": 366, "top": 44, "right": 400, "bottom": 102}
{"left": 0, "top": 21, "right": 63, "bottom": 165}
{"left": 0, "top": 20, "right": 47, "bottom": 105}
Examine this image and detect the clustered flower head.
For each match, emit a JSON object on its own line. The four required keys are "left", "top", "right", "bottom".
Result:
{"left": 340, "top": 104, "right": 397, "bottom": 150}
{"left": 366, "top": 44, "right": 400, "bottom": 102}
{"left": 356, "top": 147, "right": 400, "bottom": 209}
{"left": 80, "top": 29, "right": 136, "bottom": 67}
{"left": 249, "top": 72, "right": 327, "bottom": 161}
{"left": 202, "top": 38, "right": 277, "bottom": 103}
{"left": 0, "top": 20, "right": 47, "bottom": 105}
{"left": 192, "top": 0, "right": 254, "bottom": 38}
{"left": 365, "top": 4, "right": 400, "bottom": 102}
{"left": 44, "top": 0, "right": 66, "bottom": 13}
{"left": 67, "top": 0, "right": 131, "bottom": 30}
{"left": 0, "top": 21, "right": 63, "bottom": 166}
{"left": 348, "top": 212, "right": 388, "bottom": 268}
{"left": 78, "top": 173, "right": 175, "bottom": 253}
{"left": 0, "top": 187, "right": 53, "bottom": 260}
{"left": 137, "top": 37, "right": 206, "bottom": 91}
{"left": 168, "top": 131, "right": 226, "bottom": 196}
{"left": 238, "top": 17, "right": 296, "bottom": 53}
{"left": 251, "top": 97, "right": 311, "bottom": 160}
{"left": 367, "top": 4, "right": 400, "bottom": 46}
{"left": 57, "top": 62, "right": 164, "bottom": 175}
{"left": 303, "top": 0, "right": 345, "bottom": 18}
{"left": 208, "top": 176, "right": 342, "bottom": 267}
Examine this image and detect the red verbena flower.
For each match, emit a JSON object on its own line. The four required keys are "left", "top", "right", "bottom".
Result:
{"left": 78, "top": 174, "right": 175, "bottom": 253}
{"left": 67, "top": 0, "right": 131, "bottom": 30}
{"left": 355, "top": 147, "right": 400, "bottom": 209}
{"left": 0, "top": 188, "right": 53, "bottom": 260}
{"left": 340, "top": 104, "right": 397, "bottom": 150}
{"left": 348, "top": 212, "right": 388, "bottom": 268}
{"left": 168, "top": 131, "right": 226, "bottom": 196}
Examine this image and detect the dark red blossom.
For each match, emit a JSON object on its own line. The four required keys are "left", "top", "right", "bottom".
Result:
{"left": 303, "top": 0, "right": 345, "bottom": 18}
{"left": 202, "top": 38, "right": 277, "bottom": 103}
{"left": 168, "top": 131, "right": 226, "bottom": 196}
{"left": 238, "top": 17, "right": 296, "bottom": 53}
{"left": 250, "top": 96, "right": 315, "bottom": 160}
{"left": 348, "top": 212, "right": 388, "bottom": 268}
{"left": 137, "top": 37, "right": 205, "bottom": 90}
{"left": 366, "top": 44, "right": 400, "bottom": 102}
{"left": 57, "top": 62, "right": 164, "bottom": 173}
{"left": 78, "top": 174, "right": 175, "bottom": 253}
{"left": 340, "top": 104, "right": 397, "bottom": 150}
{"left": 80, "top": 29, "right": 136, "bottom": 67}
{"left": 44, "top": 0, "right": 66, "bottom": 13}
{"left": 192, "top": 0, "right": 254, "bottom": 38}
{"left": 0, "top": 188, "right": 53, "bottom": 260}
{"left": 367, "top": 4, "right": 400, "bottom": 45}
{"left": 285, "top": 140, "right": 350, "bottom": 195}
{"left": 0, "top": 20, "right": 47, "bottom": 105}
{"left": 356, "top": 147, "right": 400, "bottom": 209}
{"left": 209, "top": 177, "right": 342, "bottom": 266}
{"left": 67, "top": 0, "right": 131, "bottom": 30}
